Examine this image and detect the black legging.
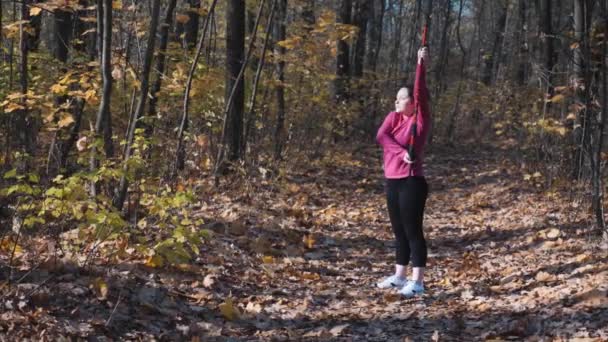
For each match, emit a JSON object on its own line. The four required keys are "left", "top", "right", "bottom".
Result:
{"left": 385, "top": 177, "right": 428, "bottom": 267}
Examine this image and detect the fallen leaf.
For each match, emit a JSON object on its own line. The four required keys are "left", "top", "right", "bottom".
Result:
{"left": 303, "top": 234, "right": 315, "bottom": 249}
{"left": 546, "top": 228, "right": 561, "bottom": 239}
{"left": 329, "top": 324, "right": 349, "bottom": 336}
{"left": 219, "top": 297, "right": 240, "bottom": 321}
{"left": 535, "top": 271, "right": 555, "bottom": 282}
{"left": 92, "top": 278, "right": 108, "bottom": 300}
{"left": 145, "top": 255, "right": 164, "bottom": 268}
{"left": 262, "top": 255, "right": 275, "bottom": 264}
{"left": 203, "top": 274, "right": 216, "bottom": 288}
{"left": 245, "top": 301, "right": 262, "bottom": 314}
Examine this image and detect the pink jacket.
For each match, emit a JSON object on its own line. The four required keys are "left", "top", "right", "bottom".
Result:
{"left": 376, "top": 62, "right": 430, "bottom": 179}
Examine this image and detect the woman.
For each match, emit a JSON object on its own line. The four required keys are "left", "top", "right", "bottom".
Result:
{"left": 376, "top": 47, "right": 430, "bottom": 298}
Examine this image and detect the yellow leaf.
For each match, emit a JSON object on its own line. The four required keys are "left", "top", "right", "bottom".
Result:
{"left": 4, "top": 102, "right": 25, "bottom": 113}
{"left": 523, "top": 174, "right": 532, "bottom": 181}
{"left": 0, "top": 237, "right": 23, "bottom": 256}
{"left": 145, "top": 254, "right": 164, "bottom": 267}
{"left": 112, "top": 0, "right": 122, "bottom": 9}
{"left": 262, "top": 255, "right": 275, "bottom": 264}
{"left": 303, "top": 234, "right": 315, "bottom": 249}
{"left": 58, "top": 113, "right": 75, "bottom": 128}
{"left": 50, "top": 83, "right": 68, "bottom": 94}
{"left": 547, "top": 94, "right": 566, "bottom": 103}
{"left": 92, "top": 277, "right": 109, "bottom": 300}
{"left": 219, "top": 297, "right": 240, "bottom": 321}
{"left": 29, "top": 7, "right": 42, "bottom": 16}
{"left": 566, "top": 113, "right": 577, "bottom": 120}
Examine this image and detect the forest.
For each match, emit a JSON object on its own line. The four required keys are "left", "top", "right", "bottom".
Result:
{"left": 0, "top": 0, "right": 607, "bottom": 340}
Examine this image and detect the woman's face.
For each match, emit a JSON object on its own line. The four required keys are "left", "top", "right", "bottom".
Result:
{"left": 395, "top": 88, "right": 411, "bottom": 113}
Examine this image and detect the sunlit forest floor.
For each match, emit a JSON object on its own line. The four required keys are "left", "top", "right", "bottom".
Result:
{"left": 1, "top": 139, "right": 607, "bottom": 341}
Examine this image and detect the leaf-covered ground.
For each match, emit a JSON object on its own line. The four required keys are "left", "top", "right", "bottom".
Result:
{"left": 2, "top": 143, "right": 608, "bottom": 341}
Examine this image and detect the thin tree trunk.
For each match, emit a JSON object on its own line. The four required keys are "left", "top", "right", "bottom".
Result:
{"left": 515, "top": 0, "right": 528, "bottom": 85}
{"left": 185, "top": 0, "right": 201, "bottom": 49}
{"left": 243, "top": 0, "right": 276, "bottom": 158}
{"left": 335, "top": 0, "right": 352, "bottom": 103}
{"left": 540, "top": 0, "right": 555, "bottom": 96}
{"left": 15, "top": 0, "right": 32, "bottom": 155}
{"left": 174, "top": 0, "right": 218, "bottom": 175}
{"left": 90, "top": 0, "right": 113, "bottom": 197}
{"left": 54, "top": 9, "right": 72, "bottom": 62}
{"left": 113, "top": 0, "right": 161, "bottom": 211}
{"left": 593, "top": 10, "right": 607, "bottom": 237}
{"left": 352, "top": 0, "right": 369, "bottom": 78}
{"left": 212, "top": 0, "right": 264, "bottom": 175}
{"left": 446, "top": 0, "right": 467, "bottom": 143}
{"left": 482, "top": 0, "right": 508, "bottom": 85}
{"left": 273, "top": 0, "right": 286, "bottom": 160}
{"left": 147, "top": 0, "right": 178, "bottom": 139}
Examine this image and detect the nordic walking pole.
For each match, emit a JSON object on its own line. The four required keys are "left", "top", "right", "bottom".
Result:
{"left": 407, "top": 24, "right": 428, "bottom": 171}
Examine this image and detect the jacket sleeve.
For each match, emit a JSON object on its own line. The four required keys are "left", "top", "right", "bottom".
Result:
{"left": 414, "top": 61, "right": 430, "bottom": 134}
{"left": 376, "top": 112, "right": 407, "bottom": 156}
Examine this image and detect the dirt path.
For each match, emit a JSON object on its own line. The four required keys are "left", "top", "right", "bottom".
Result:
{"left": 1, "top": 144, "right": 607, "bottom": 341}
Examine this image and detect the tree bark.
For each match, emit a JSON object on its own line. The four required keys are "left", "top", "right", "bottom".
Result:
{"left": 174, "top": 0, "right": 218, "bottom": 175}
{"left": 224, "top": 0, "right": 246, "bottom": 162}
{"left": 243, "top": 0, "right": 277, "bottom": 157}
{"left": 54, "top": 9, "right": 72, "bottom": 62}
{"left": 273, "top": 0, "right": 287, "bottom": 160}
{"left": 352, "top": 0, "right": 369, "bottom": 78}
{"left": 15, "top": 0, "right": 33, "bottom": 155}
{"left": 540, "top": 0, "right": 554, "bottom": 95}
{"left": 90, "top": 0, "right": 114, "bottom": 197}
{"left": 147, "top": 0, "right": 178, "bottom": 139}
{"left": 185, "top": 0, "right": 201, "bottom": 49}
{"left": 482, "top": 0, "right": 508, "bottom": 85}
{"left": 114, "top": 0, "right": 161, "bottom": 211}
{"left": 335, "top": 0, "right": 352, "bottom": 103}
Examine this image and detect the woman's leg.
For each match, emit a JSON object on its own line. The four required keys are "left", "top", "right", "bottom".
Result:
{"left": 386, "top": 179, "right": 410, "bottom": 277}
{"left": 399, "top": 177, "right": 428, "bottom": 284}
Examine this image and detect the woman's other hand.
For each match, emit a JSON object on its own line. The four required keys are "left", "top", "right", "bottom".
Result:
{"left": 403, "top": 150, "right": 415, "bottom": 164}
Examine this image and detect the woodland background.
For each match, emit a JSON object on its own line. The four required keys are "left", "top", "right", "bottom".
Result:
{"left": 0, "top": 0, "right": 607, "bottom": 340}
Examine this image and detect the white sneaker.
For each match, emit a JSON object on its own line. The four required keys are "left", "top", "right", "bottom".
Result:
{"left": 399, "top": 281, "right": 424, "bottom": 297}
{"left": 377, "top": 275, "right": 407, "bottom": 289}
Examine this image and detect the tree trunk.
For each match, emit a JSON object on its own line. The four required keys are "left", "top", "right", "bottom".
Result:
{"left": 388, "top": 0, "right": 404, "bottom": 86}
{"left": 435, "top": 0, "right": 452, "bottom": 93}
{"left": 243, "top": 0, "right": 277, "bottom": 158}
{"left": 54, "top": 9, "right": 72, "bottom": 62}
{"left": 352, "top": 0, "right": 369, "bottom": 78}
{"left": 175, "top": 0, "right": 218, "bottom": 175}
{"left": 90, "top": 0, "right": 114, "bottom": 197}
{"left": 225, "top": 0, "right": 246, "bottom": 162}
{"left": 540, "top": 0, "right": 555, "bottom": 96}
{"left": 335, "top": 0, "right": 352, "bottom": 103}
{"left": 147, "top": 0, "right": 178, "bottom": 138}
{"left": 573, "top": 0, "right": 588, "bottom": 179}
{"left": 482, "top": 0, "right": 508, "bottom": 85}
{"left": 15, "top": 0, "right": 33, "bottom": 155}
{"left": 515, "top": 0, "right": 528, "bottom": 85}
{"left": 365, "top": 0, "right": 384, "bottom": 73}
{"left": 274, "top": 0, "right": 287, "bottom": 160}
{"left": 593, "top": 8, "right": 607, "bottom": 237}
{"left": 114, "top": 0, "right": 161, "bottom": 211}
{"left": 185, "top": 0, "right": 201, "bottom": 49}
